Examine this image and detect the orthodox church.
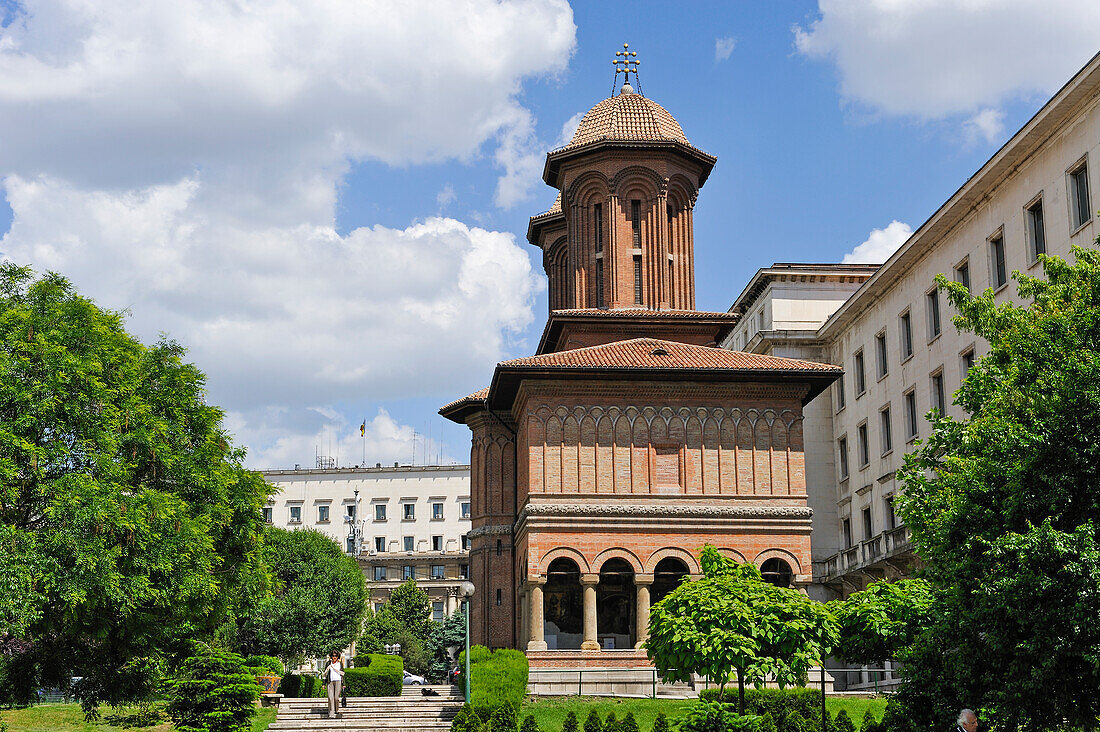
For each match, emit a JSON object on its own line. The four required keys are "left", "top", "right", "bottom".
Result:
{"left": 441, "top": 53, "right": 841, "bottom": 669}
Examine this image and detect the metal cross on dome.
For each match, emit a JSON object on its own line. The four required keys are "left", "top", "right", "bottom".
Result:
{"left": 611, "top": 43, "right": 642, "bottom": 96}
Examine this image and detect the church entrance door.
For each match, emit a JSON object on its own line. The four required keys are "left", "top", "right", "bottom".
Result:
{"left": 544, "top": 558, "right": 583, "bottom": 649}
{"left": 596, "top": 558, "right": 635, "bottom": 649}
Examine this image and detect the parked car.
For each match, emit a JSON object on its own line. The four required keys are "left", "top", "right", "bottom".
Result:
{"left": 403, "top": 671, "right": 426, "bottom": 685}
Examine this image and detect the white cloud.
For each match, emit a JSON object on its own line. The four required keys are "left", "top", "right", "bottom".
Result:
{"left": 842, "top": 220, "right": 912, "bottom": 264}
{"left": 436, "top": 184, "right": 457, "bottom": 210}
{"left": 964, "top": 108, "right": 1006, "bottom": 146}
{"left": 794, "top": 0, "right": 1100, "bottom": 136}
{"left": 0, "top": 0, "right": 575, "bottom": 466}
{"left": 715, "top": 36, "right": 736, "bottom": 63}
{"left": 558, "top": 111, "right": 585, "bottom": 146}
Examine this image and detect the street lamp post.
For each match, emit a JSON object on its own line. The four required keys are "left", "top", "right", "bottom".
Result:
{"left": 460, "top": 580, "right": 475, "bottom": 702}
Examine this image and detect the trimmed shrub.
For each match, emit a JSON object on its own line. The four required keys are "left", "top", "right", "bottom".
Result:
{"left": 490, "top": 703, "right": 519, "bottom": 732}
{"left": 620, "top": 712, "right": 640, "bottom": 732}
{"left": 833, "top": 711, "right": 855, "bottom": 732}
{"left": 782, "top": 712, "right": 813, "bottom": 732}
{"left": 652, "top": 712, "right": 670, "bottom": 732}
{"left": 680, "top": 700, "right": 761, "bottom": 732}
{"left": 605, "top": 712, "right": 618, "bottom": 732}
{"left": 244, "top": 655, "right": 283, "bottom": 675}
{"left": 759, "top": 714, "right": 778, "bottom": 732}
{"left": 584, "top": 710, "right": 602, "bottom": 732}
{"left": 461, "top": 645, "right": 527, "bottom": 719}
{"left": 277, "top": 672, "right": 326, "bottom": 698}
{"left": 563, "top": 711, "right": 580, "bottom": 732}
{"left": 164, "top": 645, "right": 258, "bottom": 732}
{"left": 344, "top": 654, "right": 403, "bottom": 696}
{"left": 859, "top": 711, "right": 882, "bottom": 732}
{"left": 699, "top": 688, "right": 821, "bottom": 722}
{"left": 522, "top": 714, "right": 541, "bottom": 732}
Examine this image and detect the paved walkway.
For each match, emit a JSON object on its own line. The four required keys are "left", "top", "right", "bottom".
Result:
{"left": 269, "top": 685, "right": 463, "bottom": 732}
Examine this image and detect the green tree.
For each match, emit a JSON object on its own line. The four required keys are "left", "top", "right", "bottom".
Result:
{"left": 563, "top": 711, "right": 579, "bottom": 732}
{"left": 620, "top": 712, "right": 639, "bottom": 732}
{"left": 521, "top": 715, "right": 541, "bottom": 732}
{"left": 164, "top": 643, "right": 258, "bottom": 732}
{"left": 426, "top": 609, "right": 467, "bottom": 681}
{"left": 833, "top": 710, "right": 855, "bottom": 732}
{"left": 604, "top": 712, "right": 618, "bottom": 732}
{"left": 645, "top": 545, "right": 836, "bottom": 714}
{"left": 829, "top": 579, "right": 933, "bottom": 665}
{"left": 238, "top": 527, "right": 366, "bottom": 665}
{"left": 651, "top": 712, "right": 669, "bottom": 732}
{"left": 895, "top": 247, "right": 1100, "bottom": 731}
{"left": 583, "top": 710, "right": 601, "bottom": 732}
{"left": 360, "top": 579, "right": 437, "bottom": 676}
{"left": 0, "top": 267, "right": 271, "bottom": 712}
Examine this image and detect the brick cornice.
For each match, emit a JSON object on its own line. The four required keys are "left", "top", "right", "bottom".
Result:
{"left": 518, "top": 502, "right": 813, "bottom": 522}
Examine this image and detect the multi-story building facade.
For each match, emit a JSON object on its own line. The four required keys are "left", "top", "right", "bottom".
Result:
{"left": 722, "top": 51, "right": 1100, "bottom": 600}
{"left": 262, "top": 463, "right": 472, "bottom": 620}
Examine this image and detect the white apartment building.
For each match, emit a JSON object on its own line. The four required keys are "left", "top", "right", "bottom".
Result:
{"left": 262, "top": 463, "right": 471, "bottom": 620}
{"left": 723, "top": 51, "right": 1100, "bottom": 600}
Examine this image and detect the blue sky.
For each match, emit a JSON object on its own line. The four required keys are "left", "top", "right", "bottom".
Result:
{"left": 0, "top": 1, "right": 1097, "bottom": 468}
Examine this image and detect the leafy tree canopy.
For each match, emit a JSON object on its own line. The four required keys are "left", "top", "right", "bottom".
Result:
{"left": 829, "top": 578, "right": 933, "bottom": 665}
{"left": 0, "top": 266, "right": 271, "bottom": 711}
{"left": 360, "top": 579, "right": 438, "bottom": 676}
{"left": 896, "top": 247, "right": 1100, "bottom": 731}
{"left": 237, "top": 526, "right": 366, "bottom": 664}
{"left": 645, "top": 545, "right": 836, "bottom": 713}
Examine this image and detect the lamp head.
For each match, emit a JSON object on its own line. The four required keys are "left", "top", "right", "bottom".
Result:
{"left": 460, "top": 581, "right": 475, "bottom": 598}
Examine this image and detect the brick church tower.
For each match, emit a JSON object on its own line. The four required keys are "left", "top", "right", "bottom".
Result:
{"left": 441, "top": 57, "right": 840, "bottom": 668}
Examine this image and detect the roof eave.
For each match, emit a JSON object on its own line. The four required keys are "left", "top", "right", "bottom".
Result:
{"left": 542, "top": 140, "right": 717, "bottom": 188}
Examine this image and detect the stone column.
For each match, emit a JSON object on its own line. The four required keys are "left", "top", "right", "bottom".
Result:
{"left": 581, "top": 574, "right": 600, "bottom": 651}
{"left": 527, "top": 579, "right": 548, "bottom": 651}
{"left": 634, "top": 573, "right": 653, "bottom": 649}
{"left": 446, "top": 589, "right": 456, "bottom": 616}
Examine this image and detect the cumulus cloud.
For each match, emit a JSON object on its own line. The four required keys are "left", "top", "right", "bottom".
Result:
{"left": 964, "top": 108, "right": 1006, "bottom": 146}
{"left": 794, "top": 0, "right": 1100, "bottom": 139}
{"left": 715, "top": 36, "right": 736, "bottom": 63}
{"left": 842, "top": 220, "right": 912, "bottom": 264}
{"left": 0, "top": 0, "right": 575, "bottom": 466}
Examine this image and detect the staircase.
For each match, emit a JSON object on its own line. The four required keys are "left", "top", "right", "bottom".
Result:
{"left": 270, "top": 685, "right": 464, "bottom": 732}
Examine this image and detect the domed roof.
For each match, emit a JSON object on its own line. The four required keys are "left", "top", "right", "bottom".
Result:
{"left": 563, "top": 88, "right": 689, "bottom": 150}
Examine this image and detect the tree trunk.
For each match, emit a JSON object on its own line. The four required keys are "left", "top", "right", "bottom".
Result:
{"left": 738, "top": 667, "right": 745, "bottom": 715}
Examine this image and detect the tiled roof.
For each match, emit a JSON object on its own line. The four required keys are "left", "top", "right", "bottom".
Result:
{"left": 563, "top": 91, "right": 689, "bottom": 149}
{"left": 530, "top": 192, "right": 563, "bottom": 223}
{"left": 439, "top": 387, "right": 488, "bottom": 413}
{"left": 551, "top": 308, "right": 739, "bottom": 320}
{"left": 498, "top": 338, "right": 840, "bottom": 372}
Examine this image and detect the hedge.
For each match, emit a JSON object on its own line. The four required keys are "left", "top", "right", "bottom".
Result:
{"left": 277, "top": 672, "right": 325, "bottom": 698}
{"left": 456, "top": 645, "right": 528, "bottom": 725}
{"left": 699, "top": 687, "right": 822, "bottom": 732}
{"left": 344, "top": 654, "right": 403, "bottom": 696}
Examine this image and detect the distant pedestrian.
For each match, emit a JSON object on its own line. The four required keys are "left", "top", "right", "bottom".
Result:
{"left": 323, "top": 652, "right": 344, "bottom": 718}
{"left": 956, "top": 709, "right": 978, "bottom": 732}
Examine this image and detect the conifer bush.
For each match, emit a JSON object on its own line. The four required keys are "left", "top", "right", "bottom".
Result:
{"left": 164, "top": 645, "right": 258, "bottom": 732}
{"left": 651, "top": 712, "right": 670, "bottom": 732}
{"left": 860, "top": 710, "right": 881, "bottom": 732}
{"left": 490, "top": 702, "right": 519, "bottom": 732}
{"left": 563, "top": 711, "right": 579, "bottom": 732}
{"left": 605, "top": 712, "right": 618, "bottom": 732}
{"left": 584, "top": 709, "right": 602, "bottom": 732}
{"left": 620, "top": 712, "right": 639, "bottom": 732}
{"left": 521, "top": 714, "right": 541, "bottom": 732}
{"left": 833, "top": 710, "right": 855, "bottom": 732}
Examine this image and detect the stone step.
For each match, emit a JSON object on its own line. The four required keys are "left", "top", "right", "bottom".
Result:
{"left": 270, "top": 722, "right": 454, "bottom": 731}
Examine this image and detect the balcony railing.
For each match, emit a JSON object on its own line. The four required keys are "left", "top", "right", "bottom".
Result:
{"left": 815, "top": 525, "right": 912, "bottom": 583}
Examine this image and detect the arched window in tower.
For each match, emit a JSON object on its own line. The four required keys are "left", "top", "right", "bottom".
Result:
{"left": 594, "top": 204, "right": 604, "bottom": 307}
{"left": 496, "top": 539, "right": 503, "bottom": 556}
{"left": 631, "top": 199, "right": 643, "bottom": 304}
{"left": 667, "top": 205, "right": 675, "bottom": 303}
{"left": 760, "top": 558, "right": 793, "bottom": 588}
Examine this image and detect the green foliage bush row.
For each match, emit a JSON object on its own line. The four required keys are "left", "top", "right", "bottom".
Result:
{"left": 277, "top": 673, "right": 325, "bottom": 698}
{"left": 344, "top": 653, "right": 403, "bottom": 696}
{"left": 456, "top": 645, "right": 528, "bottom": 719}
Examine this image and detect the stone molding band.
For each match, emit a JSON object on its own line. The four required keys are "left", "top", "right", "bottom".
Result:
{"left": 468, "top": 524, "right": 515, "bottom": 539}
{"left": 518, "top": 503, "right": 813, "bottom": 523}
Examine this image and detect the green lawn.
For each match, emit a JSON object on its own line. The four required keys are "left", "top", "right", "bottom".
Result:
{"left": 522, "top": 695, "right": 888, "bottom": 732}
{"left": 0, "top": 703, "right": 278, "bottom": 732}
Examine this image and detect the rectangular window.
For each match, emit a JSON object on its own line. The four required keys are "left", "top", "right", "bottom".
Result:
{"left": 461, "top": 534, "right": 470, "bottom": 551}
{"left": 375, "top": 504, "right": 387, "bottom": 521}
{"left": 374, "top": 602, "right": 385, "bottom": 613}
{"left": 403, "top": 503, "right": 415, "bottom": 520}
{"left": 905, "top": 390, "right": 918, "bottom": 440}
{"left": 885, "top": 497, "right": 897, "bottom": 530}
{"left": 431, "top": 564, "right": 445, "bottom": 579}
{"left": 955, "top": 260, "right": 970, "bottom": 293}
{"left": 595, "top": 258, "right": 604, "bottom": 307}
{"left": 857, "top": 423, "right": 869, "bottom": 467}
{"left": 263, "top": 506, "right": 273, "bottom": 524}
{"left": 594, "top": 204, "right": 603, "bottom": 252}
{"left": 431, "top": 502, "right": 444, "bottom": 520}
{"left": 318, "top": 505, "right": 330, "bottom": 522}
{"left": 374, "top": 536, "right": 385, "bottom": 553}
{"left": 880, "top": 406, "right": 893, "bottom": 454}
{"left": 495, "top": 588, "right": 503, "bottom": 606}
{"left": 633, "top": 255, "right": 643, "bottom": 304}
{"left": 900, "top": 311, "right": 913, "bottom": 360}
{"left": 631, "top": 199, "right": 641, "bottom": 247}
{"left": 346, "top": 537, "right": 356, "bottom": 553}
{"left": 931, "top": 369, "right": 946, "bottom": 414}
{"left": 403, "top": 536, "right": 414, "bottom": 552}
{"left": 1070, "top": 161, "right": 1091, "bottom": 229}
{"left": 461, "top": 502, "right": 471, "bottom": 519}
{"left": 854, "top": 350, "right": 866, "bottom": 395}
{"left": 346, "top": 504, "right": 356, "bottom": 519}
{"left": 1027, "top": 199, "right": 1046, "bottom": 260}
{"left": 838, "top": 436, "right": 849, "bottom": 480}
{"left": 460, "top": 563, "right": 469, "bottom": 579}
{"left": 926, "top": 290, "right": 941, "bottom": 339}
{"left": 403, "top": 565, "right": 414, "bottom": 580}
{"left": 289, "top": 506, "right": 301, "bottom": 523}
{"left": 875, "top": 331, "right": 888, "bottom": 379}
{"left": 961, "top": 347, "right": 976, "bottom": 378}
{"left": 863, "top": 507, "right": 873, "bottom": 540}
{"left": 990, "top": 233, "right": 1007, "bottom": 289}
{"left": 835, "top": 373, "right": 846, "bottom": 411}
{"left": 432, "top": 601, "right": 445, "bottom": 622}
{"left": 374, "top": 566, "right": 387, "bottom": 581}
{"left": 842, "top": 519, "right": 852, "bottom": 549}
{"left": 432, "top": 535, "right": 443, "bottom": 552}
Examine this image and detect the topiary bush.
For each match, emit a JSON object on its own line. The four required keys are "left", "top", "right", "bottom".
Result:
{"left": 605, "top": 712, "right": 618, "bottom": 732}
{"left": 584, "top": 710, "right": 601, "bottom": 732}
{"left": 563, "top": 711, "right": 579, "bottom": 732}
{"left": 620, "top": 712, "right": 639, "bottom": 732}
{"left": 680, "top": 700, "right": 761, "bottom": 732}
{"left": 860, "top": 711, "right": 882, "bottom": 732}
{"left": 164, "top": 645, "right": 258, "bottom": 732}
{"left": 343, "top": 654, "right": 402, "bottom": 696}
{"left": 833, "top": 710, "right": 855, "bottom": 732}
{"left": 521, "top": 714, "right": 541, "bottom": 732}
{"left": 759, "top": 713, "right": 778, "bottom": 732}
{"left": 490, "top": 703, "right": 519, "bottom": 732}
{"left": 460, "top": 645, "right": 527, "bottom": 719}
{"left": 277, "top": 672, "right": 326, "bottom": 698}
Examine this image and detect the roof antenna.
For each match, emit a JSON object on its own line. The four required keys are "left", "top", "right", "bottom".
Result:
{"left": 612, "top": 43, "right": 642, "bottom": 96}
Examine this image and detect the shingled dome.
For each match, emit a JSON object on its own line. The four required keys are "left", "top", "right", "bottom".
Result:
{"left": 564, "top": 88, "right": 689, "bottom": 149}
